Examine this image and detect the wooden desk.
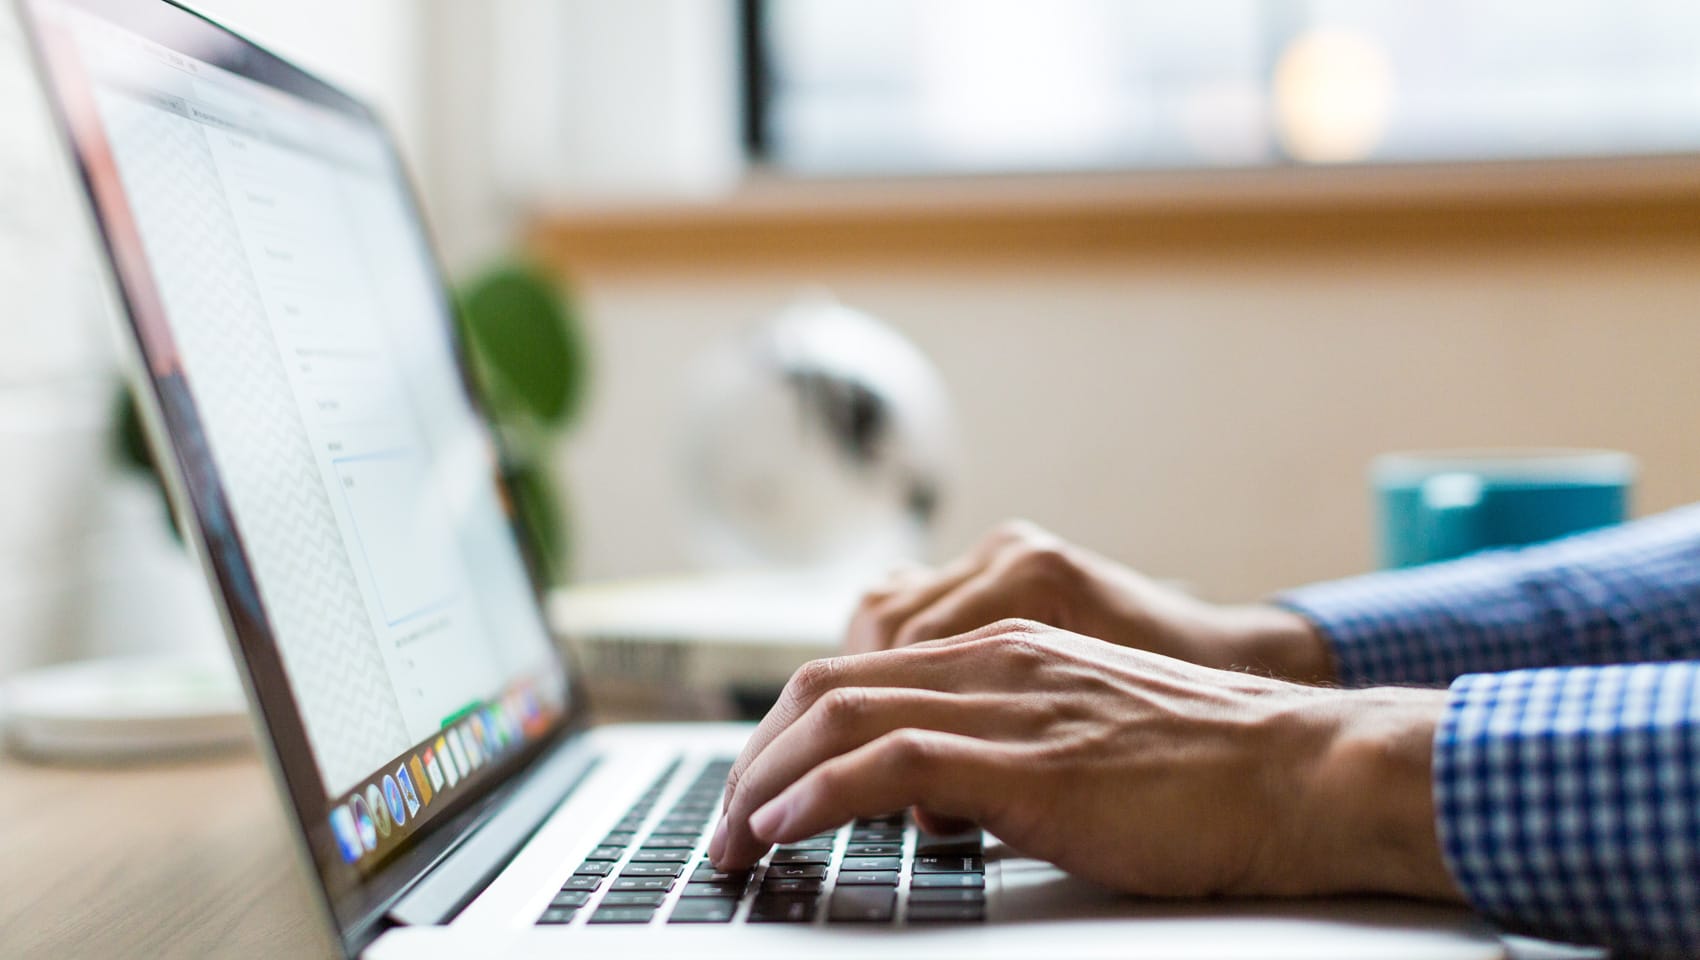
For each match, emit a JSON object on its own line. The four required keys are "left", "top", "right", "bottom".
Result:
{"left": 0, "top": 749, "right": 335, "bottom": 959}
{"left": 0, "top": 748, "right": 1604, "bottom": 960}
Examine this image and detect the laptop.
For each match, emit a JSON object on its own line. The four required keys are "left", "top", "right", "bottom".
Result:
{"left": 17, "top": 1, "right": 1506, "bottom": 956}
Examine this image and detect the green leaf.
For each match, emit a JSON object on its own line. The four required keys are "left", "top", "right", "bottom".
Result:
{"left": 457, "top": 263, "right": 589, "bottom": 428}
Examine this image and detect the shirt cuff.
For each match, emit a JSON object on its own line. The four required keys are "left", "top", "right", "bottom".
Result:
{"left": 1432, "top": 664, "right": 1700, "bottom": 956}
{"left": 1275, "top": 552, "right": 1549, "bottom": 687}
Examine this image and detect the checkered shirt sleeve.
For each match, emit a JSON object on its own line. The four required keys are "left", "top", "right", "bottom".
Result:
{"left": 1278, "top": 505, "right": 1700, "bottom": 954}
{"left": 1278, "top": 503, "right": 1700, "bottom": 687}
{"left": 1437, "top": 664, "right": 1700, "bottom": 955}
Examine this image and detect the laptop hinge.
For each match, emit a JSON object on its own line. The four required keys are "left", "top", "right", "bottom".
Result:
{"left": 385, "top": 738, "right": 601, "bottom": 926}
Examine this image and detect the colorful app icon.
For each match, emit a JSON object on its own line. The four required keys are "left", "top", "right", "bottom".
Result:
{"left": 447, "top": 728, "right": 470, "bottom": 776}
{"left": 423, "top": 748, "right": 444, "bottom": 793}
{"left": 460, "top": 723, "right": 483, "bottom": 769}
{"left": 435, "top": 736, "right": 459, "bottom": 787}
{"left": 499, "top": 702, "right": 518, "bottom": 743}
{"left": 367, "top": 783, "right": 392, "bottom": 839}
{"left": 330, "top": 805, "right": 362, "bottom": 864}
{"left": 408, "top": 756, "right": 432, "bottom": 806}
{"left": 383, "top": 774, "right": 408, "bottom": 827}
{"left": 349, "top": 792, "right": 377, "bottom": 852}
{"left": 469, "top": 714, "right": 489, "bottom": 756}
{"left": 519, "top": 690, "right": 544, "bottom": 736}
{"left": 396, "top": 765, "right": 422, "bottom": 816}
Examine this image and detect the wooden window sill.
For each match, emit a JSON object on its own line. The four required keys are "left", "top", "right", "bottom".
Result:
{"left": 526, "top": 156, "right": 1700, "bottom": 274}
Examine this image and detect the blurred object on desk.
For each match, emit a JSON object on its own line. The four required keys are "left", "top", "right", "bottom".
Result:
{"left": 682, "top": 293, "right": 958, "bottom": 575}
{"left": 4, "top": 652, "right": 248, "bottom": 762}
{"left": 550, "top": 570, "right": 863, "bottom": 721}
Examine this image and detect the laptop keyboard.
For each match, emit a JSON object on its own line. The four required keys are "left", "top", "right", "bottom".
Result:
{"left": 535, "top": 756, "right": 986, "bottom": 927}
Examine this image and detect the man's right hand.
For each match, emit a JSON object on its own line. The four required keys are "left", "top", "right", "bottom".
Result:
{"left": 849, "top": 520, "right": 1338, "bottom": 685}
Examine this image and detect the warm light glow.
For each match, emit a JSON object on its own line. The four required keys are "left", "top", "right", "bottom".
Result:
{"left": 1273, "top": 28, "right": 1395, "bottom": 164}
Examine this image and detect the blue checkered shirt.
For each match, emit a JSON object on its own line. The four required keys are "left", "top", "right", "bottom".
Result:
{"left": 1280, "top": 505, "right": 1700, "bottom": 956}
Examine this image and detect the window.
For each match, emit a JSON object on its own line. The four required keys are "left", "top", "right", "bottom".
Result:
{"left": 747, "top": 0, "right": 1700, "bottom": 176}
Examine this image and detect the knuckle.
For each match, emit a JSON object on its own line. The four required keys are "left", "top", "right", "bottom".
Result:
{"left": 998, "top": 634, "right": 1053, "bottom": 670}
{"left": 895, "top": 616, "right": 942, "bottom": 646}
{"left": 1013, "top": 543, "right": 1076, "bottom": 581}
{"left": 991, "top": 616, "right": 1046, "bottom": 636}
{"left": 880, "top": 728, "right": 933, "bottom": 771}
{"left": 990, "top": 518, "right": 1043, "bottom": 544}
{"left": 814, "top": 686, "right": 869, "bottom": 725}
{"left": 788, "top": 656, "right": 846, "bottom": 700}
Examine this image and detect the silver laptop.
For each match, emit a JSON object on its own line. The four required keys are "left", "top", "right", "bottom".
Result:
{"left": 18, "top": 1, "right": 1504, "bottom": 956}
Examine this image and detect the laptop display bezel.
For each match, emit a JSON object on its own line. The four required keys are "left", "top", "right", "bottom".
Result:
{"left": 15, "top": 0, "right": 591, "bottom": 951}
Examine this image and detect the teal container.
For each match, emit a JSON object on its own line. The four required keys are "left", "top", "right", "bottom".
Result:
{"left": 1372, "top": 450, "right": 1635, "bottom": 569}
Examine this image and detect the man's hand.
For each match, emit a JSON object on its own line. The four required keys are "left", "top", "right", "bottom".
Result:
{"left": 710, "top": 621, "right": 1461, "bottom": 902}
{"left": 849, "top": 520, "right": 1337, "bottom": 685}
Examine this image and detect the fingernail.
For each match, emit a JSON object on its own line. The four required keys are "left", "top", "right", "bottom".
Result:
{"left": 749, "top": 796, "right": 789, "bottom": 841}
{"left": 707, "top": 814, "right": 728, "bottom": 862}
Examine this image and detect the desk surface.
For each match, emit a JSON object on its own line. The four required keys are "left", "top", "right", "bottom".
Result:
{"left": 0, "top": 749, "right": 335, "bottom": 959}
{"left": 1, "top": 748, "right": 1603, "bottom": 960}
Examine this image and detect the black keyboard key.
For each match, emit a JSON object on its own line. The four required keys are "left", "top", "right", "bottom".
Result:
{"left": 641, "top": 834, "right": 701, "bottom": 849}
{"left": 748, "top": 895, "right": 818, "bottom": 923}
{"left": 537, "top": 906, "right": 578, "bottom": 925}
{"left": 582, "top": 845, "right": 626, "bottom": 862}
{"left": 846, "top": 843, "right": 901, "bottom": 857}
{"left": 849, "top": 827, "right": 903, "bottom": 842}
{"left": 911, "top": 872, "right": 984, "bottom": 889}
{"left": 572, "top": 861, "right": 613, "bottom": 877}
{"left": 619, "top": 862, "right": 683, "bottom": 878}
{"left": 854, "top": 814, "right": 905, "bottom": 827}
{"left": 908, "top": 902, "right": 985, "bottom": 923}
{"left": 602, "top": 831, "right": 638, "bottom": 846}
{"left": 908, "top": 887, "right": 986, "bottom": 904}
{"left": 914, "top": 855, "right": 984, "bottom": 874}
{"left": 691, "top": 865, "right": 751, "bottom": 883}
{"left": 656, "top": 817, "right": 708, "bottom": 831}
{"left": 589, "top": 905, "right": 656, "bottom": 924}
{"left": 835, "top": 870, "right": 900, "bottom": 886}
{"left": 760, "top": 877, "right": 822, "bottom": 894}
{"left": 840, "top": 856, "right": 902, "bottom": 872}
{"left": 550, "top": 890, "right": 592, "bottom": 908}
{"left": 779, "top": 836, "right": 836, "bottom": 851}
{"left": 915, "top": 831, "right": 982, "bottom": 856}
{"left": 611, "top": 818, "right": 646, "bottom": 832}
{"left": 629, "top": 849, "right": 692, "bottom": 863}
{"left": 765, "top": 863, "right": 826, "bottom": 880}
{"left": 828, "top": 885, "right": 896, "bottom": 923}
{"left": 559, "top": 875, "right": 602, "bottom": 891}
{"left": 770, "top": 849, "right": 832, "bottom": 865}
{"left": 610, "top": 876, "right": 674, "bottom": 892}
{"left": 681, "top": 881, "right": 748, "bottom": 898}
{"left": 668, "top": 899, "right": 737, "bottom": 924}
{"left": 600, "top": 890, "right": 668, "bottom": 907}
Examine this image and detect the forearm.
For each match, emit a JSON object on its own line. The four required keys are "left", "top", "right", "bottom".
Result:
{"left": 1277, "top": 503, "right": 1700, "bottom": 687}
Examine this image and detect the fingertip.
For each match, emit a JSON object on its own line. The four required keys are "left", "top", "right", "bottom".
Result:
{"left": 707, "top": 814, "right": 727, "bottom": 862}
{"left": 749, "top": 795, "right": 790, "bottom": 842}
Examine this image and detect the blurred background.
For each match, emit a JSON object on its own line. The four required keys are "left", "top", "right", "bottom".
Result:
{"left": 3, "top": 0, "right": 1699, "bottom": 684}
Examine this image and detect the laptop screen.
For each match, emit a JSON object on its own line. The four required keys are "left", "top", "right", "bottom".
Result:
{"left": 22, "top": 0, "right": 573, "bottom": 919}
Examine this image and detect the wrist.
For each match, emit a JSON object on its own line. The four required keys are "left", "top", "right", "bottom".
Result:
{"left": 1217, "top": 605, "right": 1338, "bottom": 685}
{"left": 1290, "top": 688, "right": 1463, "bottom": 901}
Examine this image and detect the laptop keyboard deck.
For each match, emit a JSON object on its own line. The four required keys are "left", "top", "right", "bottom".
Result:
{"left": 535, "top": 756, "right": 986, "bottom": 927}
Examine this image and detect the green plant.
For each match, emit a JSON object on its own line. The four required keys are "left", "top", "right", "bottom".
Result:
{"left": 112, "top": 260, "right": 589, "bottom": 583}
{"left": 456, "top": 261, "right": 590, "bottom": 583}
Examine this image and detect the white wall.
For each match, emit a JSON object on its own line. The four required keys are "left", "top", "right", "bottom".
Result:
{"left": 187, "top": 0, "right": 426, "bottom": 168}
{"left": 556, "top": 239, "right": 1700, "bottom": 602}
